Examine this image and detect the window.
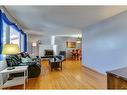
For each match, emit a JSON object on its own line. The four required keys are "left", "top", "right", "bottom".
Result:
{"left": 10, "top": 26, "right": 20, "bottom": 46}
{"left": 10, "top": 26, "right": 26, "bottom": 52}
{"left": 2, "top": 20, "right": 7, "bottom": 45}
{"left": 20, "top": 34, "right": 25, "bottom": 52}
{"left": 2, "top": 20, "right": 8, "bottom": 58}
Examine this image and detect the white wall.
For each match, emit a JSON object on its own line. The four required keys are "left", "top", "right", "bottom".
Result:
{"left": 82, "top": 11, "right": 127, "bottom": 74}
{"left": 28, "top": 34, "right": 42, "bottom": 55}
{"left": 39, "top": 45, "right": 58, "bottom": 57}
{"left": 28, "top": 34, "right": 55, "bottom": 56}
{"left": 28, "top": 34, "right": 82, "bottom": 58}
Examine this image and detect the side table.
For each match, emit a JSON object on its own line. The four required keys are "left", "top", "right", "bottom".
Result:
{"left": 0, "top": 66, "right": 28, "bottom": 90}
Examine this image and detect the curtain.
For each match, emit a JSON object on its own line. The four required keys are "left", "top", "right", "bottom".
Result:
{"left": 2, "top": 10, "right": 27, "bottom": 51}
{"left": 24, "top": 33, "right": 27, "bottom": 52}
{"left": 0, "top": 10, "right": 3, "bottom": 61}
{"left": 1, "top": 12, "right": 24, "bottom": 34}
{"left": 0, "top": 9, "right": 28, "bottom": 61}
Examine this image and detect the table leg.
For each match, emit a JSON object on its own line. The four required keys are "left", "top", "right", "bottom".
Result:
{"left": 24, "top": 71, "right": 25, "bottom": 90}
{"left": 60, "top": 62, "right": 62, "bottom": 71}
{"left": 51, "top": 65, "right": 53, "bottom": 71}
{"left": 49, "top": 62, "right": 52, "bottom": 71}
{"left": 27, "top": 69, "right": 28, "bottom": 83}
{"left": 0, "top": 74, "right": 3, "bottom": 89}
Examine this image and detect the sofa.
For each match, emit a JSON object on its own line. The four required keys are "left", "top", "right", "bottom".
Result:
{"left": 6, "top": 52, "right": 41, "bottom": 78}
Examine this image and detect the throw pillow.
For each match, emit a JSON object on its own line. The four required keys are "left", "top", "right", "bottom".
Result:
{"left": 21, "top": 57, "right": 33, "bottom": 63}
{"left": 11, "top": 55, "right": 22, "bottom": 63}
{"left": 6, "top": 56, "right": 19, "bottom": 66}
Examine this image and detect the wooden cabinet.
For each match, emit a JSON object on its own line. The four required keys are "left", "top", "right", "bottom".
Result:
{"left": 107, "top": 67, "right": 127, "bottom": 89}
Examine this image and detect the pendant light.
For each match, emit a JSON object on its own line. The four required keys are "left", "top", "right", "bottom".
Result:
{"left": 76, "top": 33, "right": 82, "bottom": 43}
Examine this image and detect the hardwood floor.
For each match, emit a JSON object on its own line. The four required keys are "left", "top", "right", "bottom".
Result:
{"left": 5, "top": 59, "right": 107, "bottom": 89}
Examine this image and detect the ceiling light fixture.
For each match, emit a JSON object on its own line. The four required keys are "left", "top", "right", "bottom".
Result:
{"left": 76, "top": 33, "right": 82, "bottom": 43}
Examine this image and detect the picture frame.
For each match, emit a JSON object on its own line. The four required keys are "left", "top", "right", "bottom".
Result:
{"left": 66, "top": 41, "right": 76, "bottom": 48}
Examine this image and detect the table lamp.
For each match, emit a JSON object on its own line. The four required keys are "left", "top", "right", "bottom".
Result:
{"left": 2, "top": 44, "right": 20, "bottom": 70}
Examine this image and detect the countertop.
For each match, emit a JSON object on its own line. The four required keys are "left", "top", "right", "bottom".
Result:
{"left": 107, "top": 67, "right": 127, "bottom": 81}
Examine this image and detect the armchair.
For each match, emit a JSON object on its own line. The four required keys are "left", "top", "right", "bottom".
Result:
{"left": 57, "top": 51, "right": 66, "bottom": 61}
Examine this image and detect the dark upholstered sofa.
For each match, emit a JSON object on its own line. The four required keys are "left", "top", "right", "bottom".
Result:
{"left": 6, "top": 52, "right": 41, "bottom": 78}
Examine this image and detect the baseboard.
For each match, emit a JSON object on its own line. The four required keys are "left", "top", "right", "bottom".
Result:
{"left": 82, "top": 65, "right": 106, "bottom": 76}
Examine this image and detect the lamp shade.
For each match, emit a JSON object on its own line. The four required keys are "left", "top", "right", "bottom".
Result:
{"left": 2, "top": 44, "right": 20, "bottom": 55}
{"left": 32, "top": 42, "right": 37, "bottom": 47}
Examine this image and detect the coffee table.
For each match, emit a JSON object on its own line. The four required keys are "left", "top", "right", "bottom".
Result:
{"left": 49, "top": 58, "right": 63, "bottom": 71}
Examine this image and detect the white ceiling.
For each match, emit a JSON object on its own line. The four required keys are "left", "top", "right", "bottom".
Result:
{"left": 5, "top": 6, "right": 127, "bottom": 36}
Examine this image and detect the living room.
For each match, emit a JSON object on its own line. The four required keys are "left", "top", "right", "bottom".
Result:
{"left": 1, "top": 6, "right": 127, "bottom": 90}
{"left": 0, "top": 6, "right": 83, "bottom": 89}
